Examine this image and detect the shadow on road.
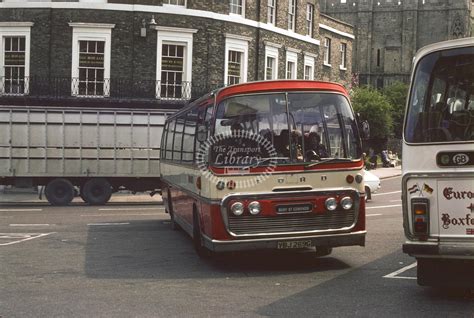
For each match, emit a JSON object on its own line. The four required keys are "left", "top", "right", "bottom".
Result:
{"left": 84, "top": 219, "right": 351, "bottom": 279}
{"left": 256, "top": 250, "right": 474, "bottom": 317}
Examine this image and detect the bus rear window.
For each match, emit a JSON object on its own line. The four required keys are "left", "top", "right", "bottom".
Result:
{"left": 405, "top": 47, "right": 474, "bottom": 143}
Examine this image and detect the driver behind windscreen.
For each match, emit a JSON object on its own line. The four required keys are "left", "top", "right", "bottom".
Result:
{"left": 305, "top": 132, "right": 328, "bottom": 160}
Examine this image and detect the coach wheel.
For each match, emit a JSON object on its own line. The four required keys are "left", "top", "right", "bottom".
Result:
{"left": 193, "top": 210, "right": 213, "bottom": 258}
{"left": 314, "top": 246, "right": 333, "bottom": 257}
{"left": 168, "top": 191, "right": 180, "bottom": 231}
{"left": 365, "top": 186, "right": 371, "bottom": 202}
{"left": 45, "top": 178, "right": 75, "bottom": 206}
{"left": 81, "top": 178, "right": 112, "bottom": 205}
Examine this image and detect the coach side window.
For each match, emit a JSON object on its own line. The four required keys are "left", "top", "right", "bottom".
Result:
{"left": 173, "top": 116, "right": 185, "bottom": 162}
{"left": 165, "top": 120, "right": 175, "bottom": 160}
{"left": 183, "top": 108, "right": 198, "bottom": 163}
{"left": 161, "top": 122, "right": 168, "bottom": 160}
{"left": 194, "top": 105, "right": 213, "bottom": 161}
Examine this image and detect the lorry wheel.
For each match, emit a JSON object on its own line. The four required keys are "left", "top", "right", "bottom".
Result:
{"left": 45, "top": 178, "right": 75, "bottom": 206}
{"left": 82, "top": 178, "right": 112, "bottom": 205}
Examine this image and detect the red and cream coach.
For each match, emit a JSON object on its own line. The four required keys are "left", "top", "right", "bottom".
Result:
{"left": 160, "top": 80, "right": 367, "bottom": 257}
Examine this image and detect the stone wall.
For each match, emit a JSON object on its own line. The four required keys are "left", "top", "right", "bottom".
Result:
{"left": 0, "top": 2, "right": 354, "bottom": 108}
{"left": 320, "top": 0, "right": 471, "bottom": 88}
{"left": 318, "top": 14, "right": 353, "bottom": 87}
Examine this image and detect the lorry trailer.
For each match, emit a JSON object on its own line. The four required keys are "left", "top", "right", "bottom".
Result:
{"left": 0, "top": 105, "right": 168, "bottom": 205}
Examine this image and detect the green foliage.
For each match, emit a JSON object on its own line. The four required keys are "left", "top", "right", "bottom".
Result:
{"left": 352, "top": 86, "right": 393, "bottom": 139}
{"left": 383, "top": 82, "right": 409, "bottom": 138}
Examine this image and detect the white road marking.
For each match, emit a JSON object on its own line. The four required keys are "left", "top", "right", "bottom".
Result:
{"left": 0, "top": 232, "right": 55, "bottom": 246}
{"left": 390, "top": 199, "right": 402, "bottom": 202}
{"left": 82, "top": 213, "right": 161, "bottom": 217}
{"left": 98, "top": 207, "right": 164, "bottom": 211}
{"left": 9, "top": 224, "right": 53, "bottom": 227}
{"left": 0, "top": 209, "right": 43, "bottom": 212}
{"left": 87, "top": 222, "right": 130, "bottom": 226}
{"left": 366, "top": 204, "right": 402, "bottom": 210}
{"left": 383, "top": 262, "right": 417, "bottom": 280}
{"left": 367, "top": 213, "right": 382, "bottom": 217}
{"left": 372, "top": 190, "right": 402, "bottom": 196}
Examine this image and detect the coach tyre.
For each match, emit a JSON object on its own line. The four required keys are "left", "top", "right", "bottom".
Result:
{"left": 82, "top": 178, "right": 113, "bottom": 205}
{"left": 193, "top": 210, "right": 213, "bottom": 258}
{"left": 167, "top": 190, "right": 180, "bottom": 231}
{"left": 44, "top": 178, "right": 75, "bottom": 206}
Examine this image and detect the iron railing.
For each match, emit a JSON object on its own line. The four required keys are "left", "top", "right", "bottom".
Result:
{"left": 0, "top": 76, "right": 222, "bottom": 106}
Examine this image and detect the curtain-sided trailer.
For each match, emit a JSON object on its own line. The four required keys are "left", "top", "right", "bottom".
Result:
{"left": 0, "top": 106, "right": 168, "bottom": 205}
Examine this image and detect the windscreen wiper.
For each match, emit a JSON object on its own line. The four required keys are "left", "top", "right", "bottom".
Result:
{"left": 242, "top": 157, "right": 289, "bottom": 169}
{"left": 305, "top": 158, "right": 353, "bottom": 169}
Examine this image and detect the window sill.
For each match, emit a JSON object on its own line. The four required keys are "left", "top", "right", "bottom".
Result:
{"left": 229, "top": 13, "right": 245, "bottom": 18}
{"left": 339, "top": 66, "right": 347, "bottom": 71}
{"left": 162, "top": 3, "right": 187, "bottom": 8}
{"left": 323, "top": 63, "right": 332, "bottom": 68}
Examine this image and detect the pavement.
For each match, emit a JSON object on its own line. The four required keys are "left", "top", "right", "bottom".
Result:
{"left": 0, "top": 166, "right": 401, "bottom": 204}
{"left": 368, "top": 165, "right": 402, "bottom": 180}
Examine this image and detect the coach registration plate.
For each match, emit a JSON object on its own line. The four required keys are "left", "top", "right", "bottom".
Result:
{"left": 277, "top": 240, "right": 312, "bottom": 249}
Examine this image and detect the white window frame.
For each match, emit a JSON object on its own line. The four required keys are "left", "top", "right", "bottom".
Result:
{"left": 230, "top": 0, "right": 245, "bottom": 17}
{"left": 162, "top": 0, "right": 186, "bottom": 6}
{"left": 155, "top": 26, "right": 197, "bottom": 100}
{"left": 288, "top": 0, "right": 296, "bottom": 31}
{"left": 285, "top": 50, "right": 298, "bottom": 79}
{"left": 70, "top": 23, "right": 114, "bottom": 97}
{"left": 306, "top": 3, "right": 314, "bottom": 37}
{"left": 340, "top": 42, "right": 347, "bottom": 70}
{"left": 303, "top": 55, "right": 315, "bottom": 80}
{"left": 224, "top": 34, "right": 249, "bottom": 85}
{"left": 265, "top": 45, "right": 279, "bottom": 80}
{"left": 267, "top": 0, "right": 276, "bottom": 25}
{"left": 323, "top": 37, "right": 331, "bottom": 66}
{"left": 0, "top": 22, "right": 33, "bottom": 95}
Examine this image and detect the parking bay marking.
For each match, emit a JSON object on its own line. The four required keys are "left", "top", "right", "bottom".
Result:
{"left": 383, "top": 262, "right": 417, "bottom": 280}
{"left": 0, "top": 232, "right": 55, "bottom": 246}
{"left": 0, "top": 209, "right": 43, "bottom": 212}
{"left": 10, "top": 224, "right": 54, "bottom": 227}
{"left": 82, "top": 213, "right": 162, "bottom": 217}
{"left": 97, "top": 207, "right": 164, "bottom": 211}
{"left": 87, "top": 222, "right": 130, "bottom": 226}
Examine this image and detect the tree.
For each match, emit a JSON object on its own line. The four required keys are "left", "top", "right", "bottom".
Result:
{"left": 351, "top": 86, "right": 393, "bottom": 140}
{"left": 383, "top": 81, "right": 409, "bottom": 138}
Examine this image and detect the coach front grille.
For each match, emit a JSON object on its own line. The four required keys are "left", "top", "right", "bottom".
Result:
{"left": 227, "top": 209, "right": 356, "bottom": 235}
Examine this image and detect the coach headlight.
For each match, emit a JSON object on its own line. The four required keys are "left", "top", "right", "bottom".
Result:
{"left": 340, "top": 197, "right": 353, "bottom": 210}
{"left": 231, "top": 202, "right": 244, "bottom": 216}
{"left": 325, "top": 197, "right": 337, "bottom": 211}
{"left": 248, "top": 201, "right": 261, "bottom": 215}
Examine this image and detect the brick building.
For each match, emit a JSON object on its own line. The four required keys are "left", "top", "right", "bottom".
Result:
{"left": 0, "top": 0, "right": 354, "bottom": 109}
{"left": 320, "top": 0, "right": 472, "bottom": 88}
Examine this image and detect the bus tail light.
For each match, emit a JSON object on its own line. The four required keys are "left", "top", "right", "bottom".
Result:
{"left": 412, "top": 198, "right": 429, "bottom": 238}
{"left": 346, "top": 175, "right": 354, "bottom": 184}
{"left": 231, "top": 201, "right": 244, "bottom": 216}
{"left": 196, "top": 176, "right": 201, "bottom": 190}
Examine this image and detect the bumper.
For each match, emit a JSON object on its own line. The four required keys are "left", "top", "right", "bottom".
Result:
{"left": 204, "top": 231, "right": 366, "bottom": 252}
{"left": 403, "top": 241, "right": 474, "bottom": 259}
